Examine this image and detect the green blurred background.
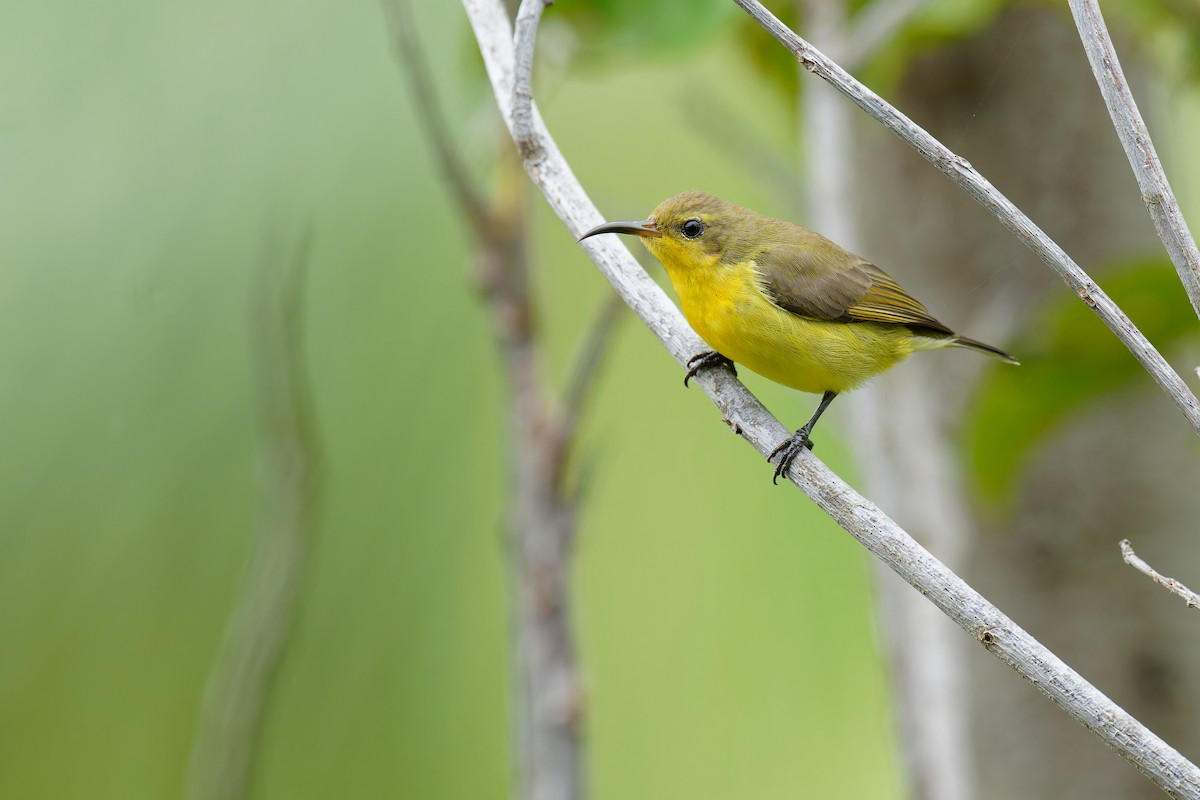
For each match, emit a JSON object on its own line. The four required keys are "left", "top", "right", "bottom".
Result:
{"left": 3, "top": 0, "right": 1198, "bottom": 798}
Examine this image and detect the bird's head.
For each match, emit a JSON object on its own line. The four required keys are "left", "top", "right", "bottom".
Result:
{"left": 580, "top": 191, "right": 748, "bottom": 273}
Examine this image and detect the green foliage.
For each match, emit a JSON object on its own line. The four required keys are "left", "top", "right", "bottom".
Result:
{"left": 720, "top": 0, "right": 1200, "bottom": 101}
{"left": 964, "top": 258, "right": 1199, "bottom": 503}
{"left": 557, "top": 0, "right": 739, "bottom": 58}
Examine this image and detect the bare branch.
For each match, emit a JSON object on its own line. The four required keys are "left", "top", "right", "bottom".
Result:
{"left": 461, "top": 0, "right": 1200, "bottom": 795}
{"left": 1068, "top": 0, "right": 1200, "bottom": 320}
{"left": 556, "top": 292, "right": 625, "bottom": 477}
{"left": 730, "top": 0, "right": 1200, "bottom": 439}
{"left": 512, "top": 0, "right": 551, "bottom": 161}
{"left": 383, "top": 0, "right": 492, "bottom": 240}
{"left": 1121, "top": 539, "right": 1200, "bottom": 610}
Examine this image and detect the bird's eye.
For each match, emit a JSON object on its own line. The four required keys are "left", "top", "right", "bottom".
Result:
{"left": 681, "top": 218, "right": 705, "bottom": 239}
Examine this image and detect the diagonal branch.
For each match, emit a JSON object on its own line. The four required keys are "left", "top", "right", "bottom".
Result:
{"left": 383, "top": 0, "right": 491, "bottom": 240}
{"left": 730, "top": 0, "right": 1200, "bottom": 439}
{"left": 463, "top": 0, "right": 1200, "bottom": 795}
{"left": 1067, "top": 0, "right": 1200, "bottom": 320}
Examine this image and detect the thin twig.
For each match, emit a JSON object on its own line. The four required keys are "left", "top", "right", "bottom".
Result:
{"left": 186, "top": 225, "right": 320, "bottom": 800}
{"left": 383, "top": 0, "right": 492, "bottom": 239}
{"left": 730, "top": 0, "right": 1200, "bottom": 439}
{"left": 1068, "top": 0, "right": 1200, "bottom": 320}
{"left": 559, "top": 292, "right": 625, "bottom": 449}
{"left": 1121, "top": 539, "right": 1200, "bottom": 610}
{"left": 462, "top": 0, "right": 1200, "bottom": 795}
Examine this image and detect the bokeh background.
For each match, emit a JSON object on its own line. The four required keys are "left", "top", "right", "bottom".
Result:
{"left": 3, "top": 1, "right": 1199, "bottom": 798}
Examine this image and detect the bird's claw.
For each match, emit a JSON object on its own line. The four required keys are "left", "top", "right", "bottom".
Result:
{"left": 684, "top": 351, "right": 736, "bottom": 387}
{"left": 769, "top": 430, "right": 815, "bottom": 484}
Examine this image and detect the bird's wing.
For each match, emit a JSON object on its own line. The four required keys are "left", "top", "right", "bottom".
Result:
{"left": 753, "top": 238, "right": 954, "bottom": 337}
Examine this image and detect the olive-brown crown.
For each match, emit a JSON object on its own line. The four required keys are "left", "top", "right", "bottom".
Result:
{"left": 648, "top": 191, "right": 793, "bottom": 262}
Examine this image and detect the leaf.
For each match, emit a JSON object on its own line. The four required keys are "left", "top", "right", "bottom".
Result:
{"left": 964, "top": 257, "right": 1199, "bottom": 504}
{"left": 557, "top": 0, "right": 739, "bottom": 57}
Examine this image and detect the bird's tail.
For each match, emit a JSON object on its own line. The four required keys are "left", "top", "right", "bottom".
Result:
{"left": 951, "top": 335, "right": 1020, "bottom": 365}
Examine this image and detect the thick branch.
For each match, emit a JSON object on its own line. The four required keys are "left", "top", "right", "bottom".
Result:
{"left": 1068, "top": 0, "right": 1200, "bottom": 319}
{"left": 1121, "top": 539, "right": 1200, "bottom": 610}
{"left": 463, "top": 0, "right": 1200, "bottom": 795}
{"left": 730, "top": 0, "right": 1200, "bottom": 438}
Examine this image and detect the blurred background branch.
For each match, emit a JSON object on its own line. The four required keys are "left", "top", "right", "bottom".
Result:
{"left": 185, "top": 224, "right": 320, "bottom": 800}
{"left": 793, "top": 0, "right": 974, "bottom": 796}
{"left": 388, "top": 1, "right": 627, "bottom": 797}
{"left": 382, "top": 0, "right": 490, "bottom": 235}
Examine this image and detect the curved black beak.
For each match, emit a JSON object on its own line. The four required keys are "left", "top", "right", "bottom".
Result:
{"left": 578, "top": 219, "right": 661, "bottom": 241}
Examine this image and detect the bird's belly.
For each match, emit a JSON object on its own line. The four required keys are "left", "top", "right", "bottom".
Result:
{"left": 683, "top": 286, "right": 914, "bottom": 395}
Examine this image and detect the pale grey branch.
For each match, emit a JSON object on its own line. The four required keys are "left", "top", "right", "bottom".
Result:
{"left": 1121, "top": 539, "right": 1200, "bottom": 610}
{"left": 1068, "top": 0, "right": 1200, "bottom": 319}
{"left": 730, "top": 0, "right": 1200, "bottom": 439}
{"left": 512, "top": 0, "right": 551, "bottom": 161}
{"left": 464, "top": 0, "right": 1200, "bottom": 795}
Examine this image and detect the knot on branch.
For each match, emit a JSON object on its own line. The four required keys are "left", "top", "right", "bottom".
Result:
{"left": 975, "top": 625, "right": 1000, "bottom": 649}
{"left": 515, "top": 133, "right": 545, "bottom": 163}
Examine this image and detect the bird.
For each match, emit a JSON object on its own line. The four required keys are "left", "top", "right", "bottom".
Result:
{"left": 579, "top": 191, "right": 1017, "bottom": 483}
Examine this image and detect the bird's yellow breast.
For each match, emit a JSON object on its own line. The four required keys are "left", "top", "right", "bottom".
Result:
{"left": 650, "top": 243, "right": 917, "bottom": 394}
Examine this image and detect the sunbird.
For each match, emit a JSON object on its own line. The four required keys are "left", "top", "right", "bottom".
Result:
{"left": 580, "top": 191, "right": 1018, "bottom": 483}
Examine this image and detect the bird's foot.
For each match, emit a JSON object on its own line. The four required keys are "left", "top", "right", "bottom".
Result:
{"left": 684, "top": 351, "right": 736, "bottom": 387}
{"left": 769, "top": 428, "right": 815, "bottom": 485}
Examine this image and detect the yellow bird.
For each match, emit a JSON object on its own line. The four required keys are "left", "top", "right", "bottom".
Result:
{"left": 580, "top": 191, "right": 1017, "bottom": 483}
